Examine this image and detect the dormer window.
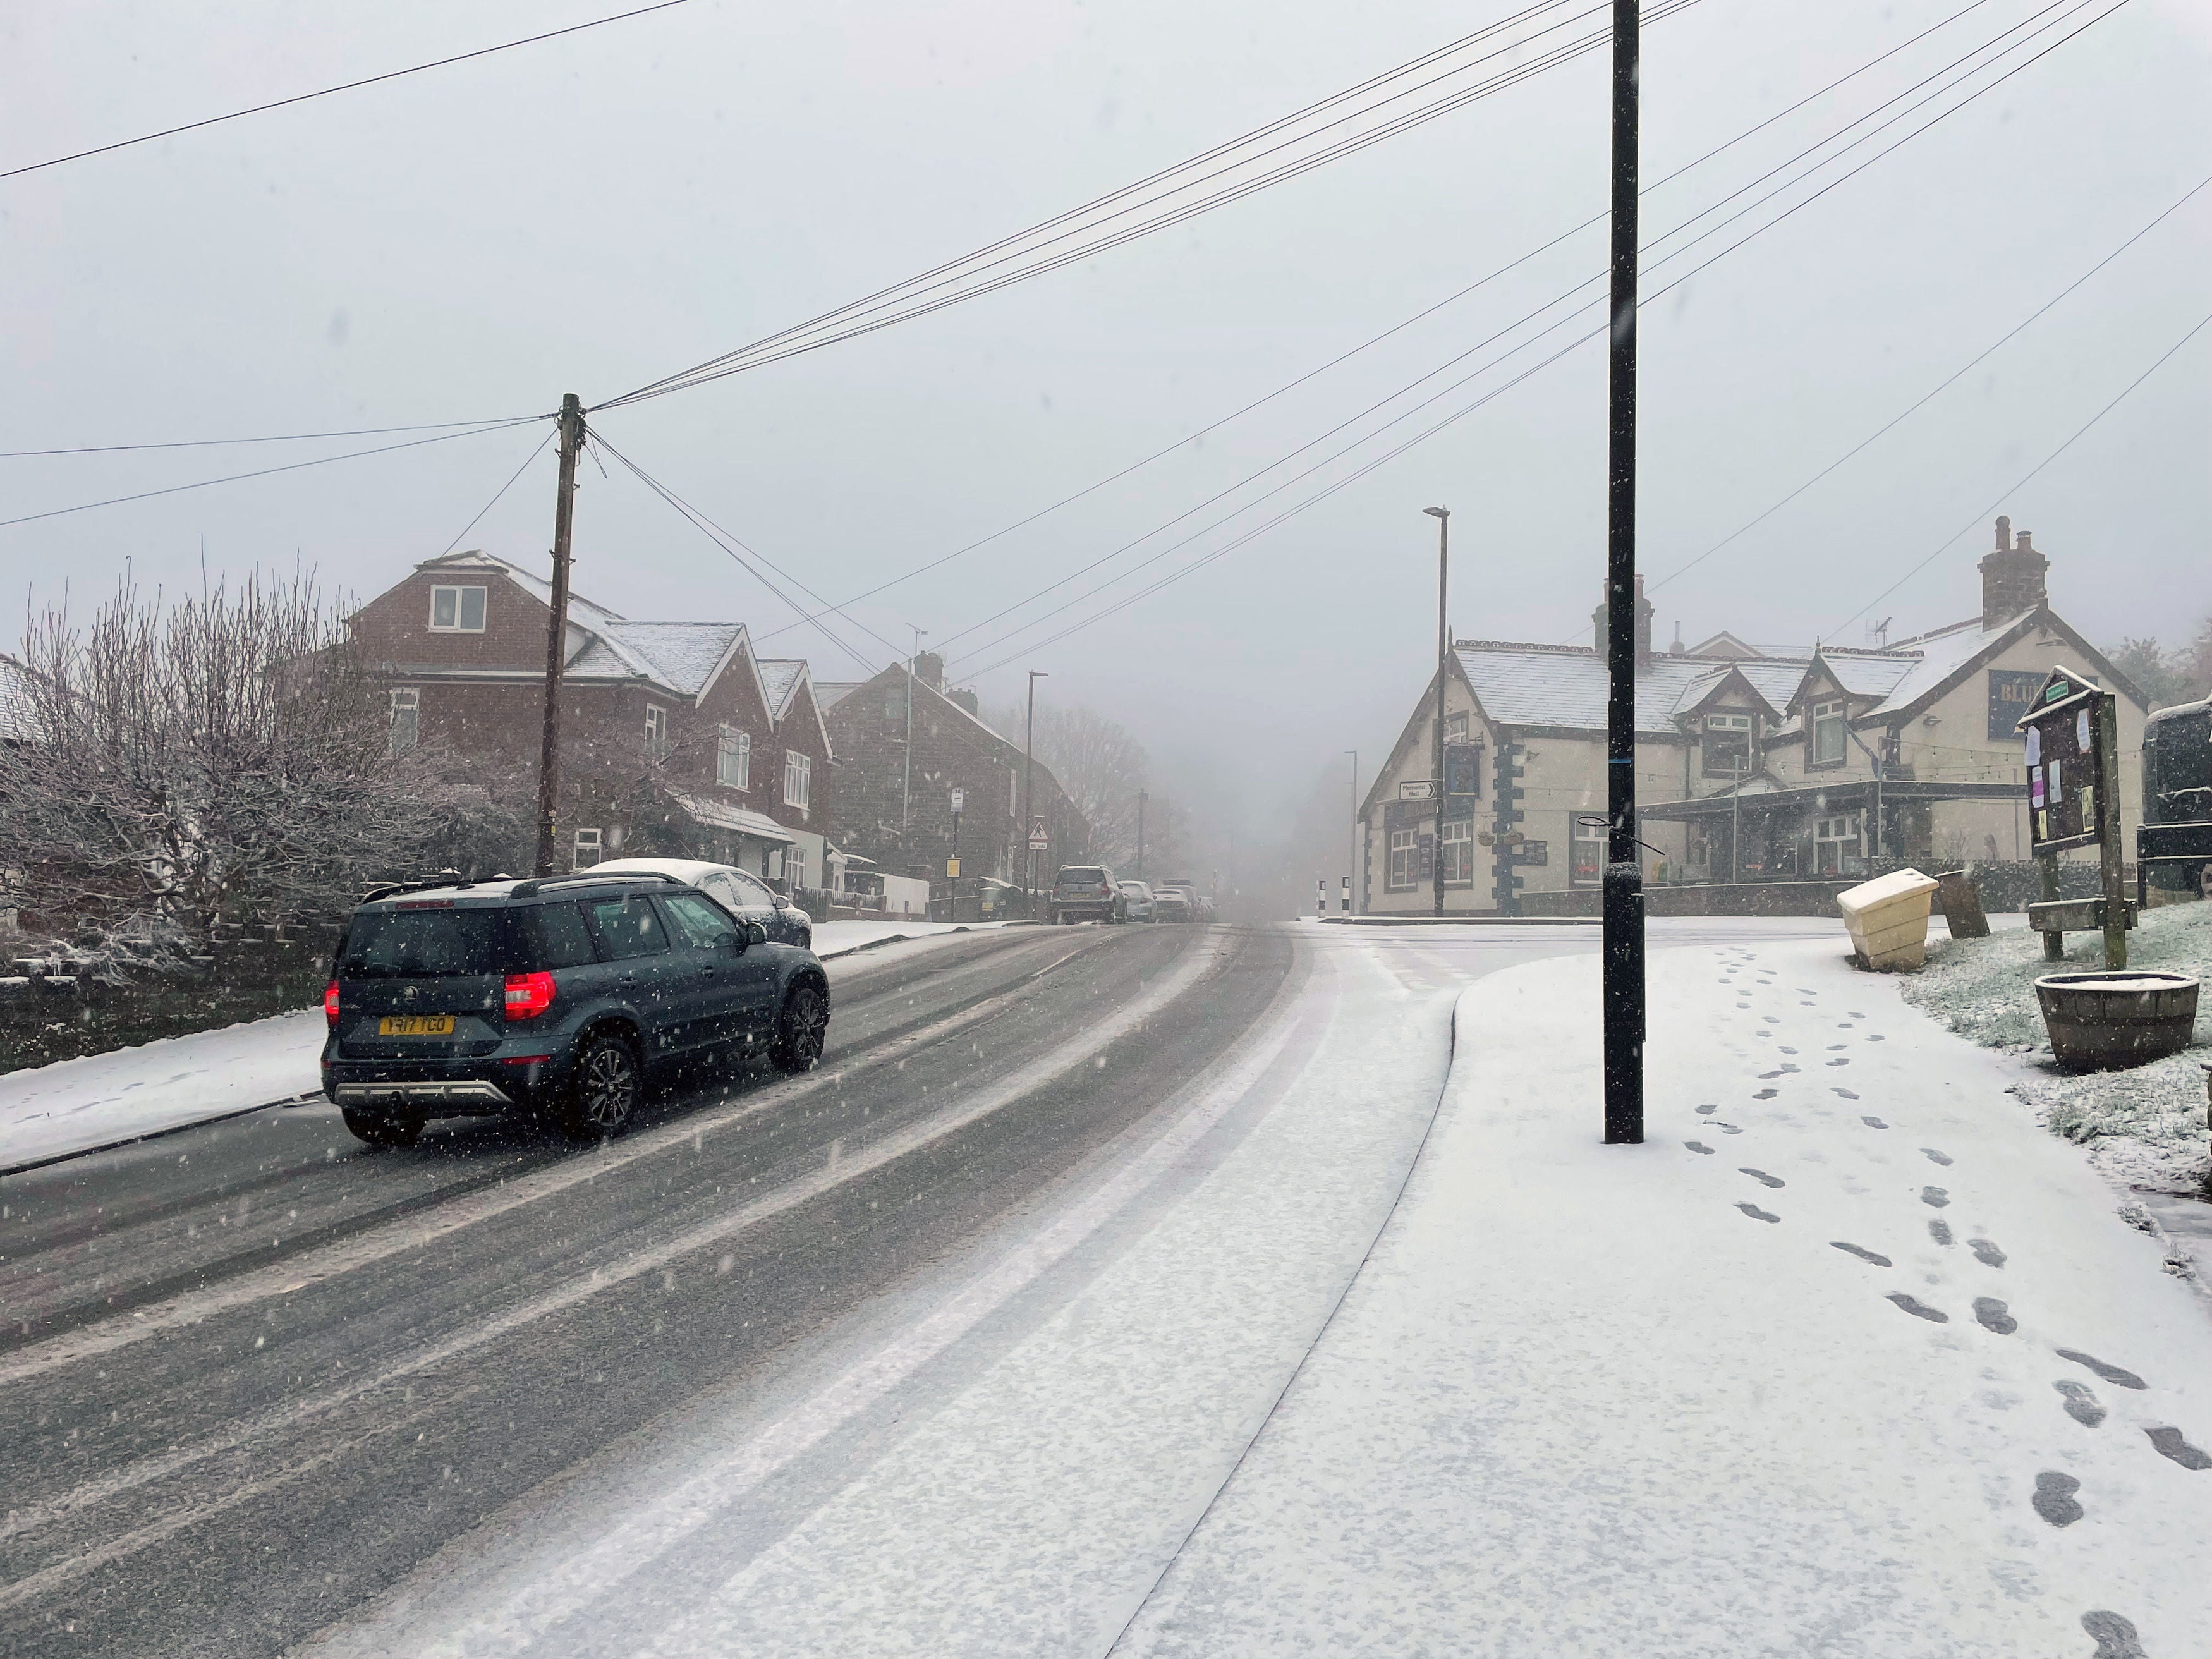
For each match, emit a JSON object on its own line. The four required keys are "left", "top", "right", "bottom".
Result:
{"left": 428, "top": 585, "right": 487, "bottom": 633}
{"left": 1702, "top": 713, "right": 1753, "bottom": 779}
{"left": 1811, "top": 698, "right": 1848, "bottom": 766}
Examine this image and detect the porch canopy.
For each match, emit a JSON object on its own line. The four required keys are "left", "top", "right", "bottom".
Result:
{"left": 1639, "top": 779, "right": 2019, "bottom": 822}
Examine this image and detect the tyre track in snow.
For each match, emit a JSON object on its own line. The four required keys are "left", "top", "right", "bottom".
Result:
{"left": 0, "top": 921, "right": 1289, "bottom": 1658}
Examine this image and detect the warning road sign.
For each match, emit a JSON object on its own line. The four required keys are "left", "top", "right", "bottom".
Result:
{"left": 1028, "top": 818, "right": 1050, "bottom": 849}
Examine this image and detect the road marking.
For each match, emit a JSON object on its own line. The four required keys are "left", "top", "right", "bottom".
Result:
{"left": 303, "top": 935, "right": 1315, "bottom": 1655}
{"left": 0, "top": 939, "right": 1105, "bottom": 1389}
{"left": 0, "top": 938, "right": 1225, "bottom": 1585}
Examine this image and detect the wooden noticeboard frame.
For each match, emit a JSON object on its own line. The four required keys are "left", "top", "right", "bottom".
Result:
{"left": 2015, "top": 664, "right": 2127, "bottom": 968}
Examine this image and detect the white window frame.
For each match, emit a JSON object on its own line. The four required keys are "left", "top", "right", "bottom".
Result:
{"left": 717, "top": 724, "right": 750, "bottom": 789}
{"left": 787, "top": 846, "right": 806, "bottom": 890}
{"left": 1445, "top": 712, "right": 1469, "bottom": 743}
{"left": 1442, "top": 818, "right": 1476, "bottom": 887}
{"left": 784, "top": 749, "right": 811, "bottom": 811}
{"left": 572, "top": 827, "right": 603, "bottom": 870}
{"left": 1571, "top": 816, "right": 1608, "bottom": 887}
{"left": 428, "top": 584, "right": 487, "bottom": 633}
{"left": 1703, "top": 712, "right": 1754, "bottom": 779}
{"left": 1387, "top": 828, "right": 1419, "bottom": 891}
{"left": 645, "top": 703, "right": 669, "bottom": 762}
{"left": 1814, "top": 811, "right": 1863, "bottom": 875}
{"left": 387, "top": 686, "right": 420, "bottom": 754}
{"left": 1811, "top": 698, "right": 1848, "bottom": 766}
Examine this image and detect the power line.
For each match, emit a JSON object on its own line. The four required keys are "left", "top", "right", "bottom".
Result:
{"left": 439, "top": 428, "right": 557, "bottom": 557}
{"left": 586, "top": 432, "right": 891, "bottom": 675}
{"left": 0, "top": 418, "right": 545, "bottom": 530}
{"left": 1, "top": 0, "right": 698, "bottom": 183}
{"left": 1830, "top": 307, "right": 2212, "bottom": 637}
{"left": 744, "top": 0, "right": 2005, "bottom": 650}
{"left": 0, "top": 415, "right": 544, "bottom": 458}
{"left": 1648, "top": 167, "right": 2212, "bottom": 597}
{"left": 940, "top": 0, "right": 2117, "bottom": 666}
{"left": 945, "top": 1, "right": 2129, "bottom": 672}
{"left": 595, "top": 1, "right": 1700, "bottom": 411}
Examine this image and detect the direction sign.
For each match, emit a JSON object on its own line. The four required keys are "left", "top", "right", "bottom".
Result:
{"left": 1397, "top": 780, "right": 1437, "bottom": 801}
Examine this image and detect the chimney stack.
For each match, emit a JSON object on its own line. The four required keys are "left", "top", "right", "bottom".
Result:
{"left": 1591, "top": 576, "right": 1656, "bottom": 661}
{"left": 1976, "top": 516, "right": 2048, "bottom": 628}
{"left": 913, "top": 650, "right": 945, "bottom": 691}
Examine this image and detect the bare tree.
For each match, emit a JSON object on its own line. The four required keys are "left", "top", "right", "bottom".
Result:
{"left": 0, "top": 573, "right": 523, "bottom": 956}
{"left": 988, "top": 699, "right": 1150, "bottom": 865}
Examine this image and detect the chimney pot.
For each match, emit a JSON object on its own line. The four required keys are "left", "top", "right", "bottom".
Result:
{"left": 2015, "top": 530, "right": 2033, "bottom": 552}
{"left": 1994, "top": 514, "right": 2012, "bottom": 552}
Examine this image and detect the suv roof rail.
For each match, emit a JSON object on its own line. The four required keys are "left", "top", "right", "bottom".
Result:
{"left": 509, "top": 870, "right": 690, "bottom": 899}
{"left": 359, "top": 871, "right": 466, "bottom": 905}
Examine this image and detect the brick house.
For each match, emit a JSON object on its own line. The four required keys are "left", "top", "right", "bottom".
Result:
{"left": 1356, "top": 520, "right": 2149, "bottom": 914}
{"left": 819, "top": 653, "right": 1088, "bottom": 890}
{"left": 349, "top": 551, "right": 836, "bottom": 887}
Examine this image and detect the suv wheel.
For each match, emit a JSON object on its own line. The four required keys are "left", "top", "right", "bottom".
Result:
{"left": 770, "top": 983, "right": 829, "bottom": 1073}
{"left": 341, "top": 1107, "right": 422, "bottom": 1149}
{"left": 558, "top": 1030, "right": 640, "bottom": 1139}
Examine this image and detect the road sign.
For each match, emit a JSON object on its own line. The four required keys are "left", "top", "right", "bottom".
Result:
{"left": 951, "top": 789, "right": 964, "bottom": 814}
{"left": 1397, "top": 780, "right": 1437, "bottom": 800}
{"left": 947, "top": 856, "right": 960, "bottom": 878}
{"left": 1028, "top": 818, "right": 1050, "bottom": 849}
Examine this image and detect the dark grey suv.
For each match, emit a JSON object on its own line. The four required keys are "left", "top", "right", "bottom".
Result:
{"left": 321, "top": 872, "right": 830, "bottom": 1147}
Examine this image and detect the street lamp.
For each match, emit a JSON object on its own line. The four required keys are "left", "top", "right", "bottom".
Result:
{"left": 1024, "top": 669, "right": 1048, "bottom": 908}
{"left": 1423, "top": 506, "right": 1450, "bottom": 918}
{"left": 902, "top": 625, "right": 928, "bottom": 837}
{"left": 1345, "top": 749, "right": 1359, "bottom": 915}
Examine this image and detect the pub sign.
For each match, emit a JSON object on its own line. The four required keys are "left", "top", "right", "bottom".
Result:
{"left": 1988, "top": 669, "right": 2043, "bottom": 740}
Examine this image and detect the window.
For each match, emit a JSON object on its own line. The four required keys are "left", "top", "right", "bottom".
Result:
{"left": 787, "top": 846, "right": 806, "bottom": 890}
{"left": 1442, "top": 818, "right": 1476, "bottom": 886}
{"left": 645, "top": 705, "right": 669, "bottom": 762}
{"left": 1812, "top": 699, "right": 1848, "bottom": 766}
{"left": 428, "top": 585, "right": 487, "bottom": 632}
{"left": 784, "top": 749, "right": 811, "bottom": 810}
{"left": 1571, "top": 817, "right": 1608, "bottom": 886}
{"left": 717, "top": 725, "right": 750, "bottom": 788}
{"left": 1814, "top": 812, "right": 1863, "bottom": 876}
{"left": 584, "top": 895, "right": 669, "bottom": 959}
{"left": 572, "top": 827, "right": 602, "bottom": 869}
{"left": 339, "top": 909, "right": 517, "bottom": 978}
{"left": 1445, "top": 713, "right": 1469, "bottom": 742}
{"left": 1387, "top": 829, "right": 1420, "bottom": 890}
{"left": 662, "top": 892, "right": 738, "bottom": 952}
{"left": 518, "top": 902, "right": 598, "bottom": 968}
{"left": 1703, "top": 712, "right": 1753, "bottom": 779}
{"left": 388, "top": 687, "right": 420, "bottom": 754}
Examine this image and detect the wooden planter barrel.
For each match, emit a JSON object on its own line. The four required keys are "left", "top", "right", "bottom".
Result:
{"left": 2033, "top": 971, "right": 2200, "bottom": 1070}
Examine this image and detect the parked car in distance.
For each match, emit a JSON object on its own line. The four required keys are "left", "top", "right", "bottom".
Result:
{"left": 1050, "top": 863, "right": 1126, "bottom": 925}
{"left": 590, "top": 856, "right": 813, "bottom": 949}
{"left": 1155, "top": 878, "right": 1202, "bottom": 921}
{"left": 322, "top": 870, "right": 830, "bottom": 1148}
{"left": 1152, "top": 889, "right": 1192, "bottom": 923}
{"left": 1118, "top": 880, "right": 1158, "bottom": 922}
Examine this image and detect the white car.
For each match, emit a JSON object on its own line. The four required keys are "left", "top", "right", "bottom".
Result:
{"left": 587, "top": 856, "right": 813, "bottom": 949}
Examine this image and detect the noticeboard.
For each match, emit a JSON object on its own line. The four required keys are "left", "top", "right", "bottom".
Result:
{"left": 2016, "top": 666, "right": 2106, "bottom": 854}
{"left": 1988, "top": 669, "right": 2044, "bottom": 741}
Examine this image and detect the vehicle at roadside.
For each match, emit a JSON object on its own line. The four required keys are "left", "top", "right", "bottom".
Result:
{"left": 320, "top": 871, "right": 830, "bottom": 1148}
{"left": 1050, "top": 863, "right": 1126, "bottom": 925}
{"left": 1117, "top": 880, "right": 1158, "bottom": 922}
{"left": 1194, "top": 894, "right": 1218, "bottom": 921}
{"left": 1152, "top": 889, "right": 1192, "bottom": 924}
{"left": 1155, "top": 877, "right": 1203, "bottom": 921}
{"left": 590, "top": 855, "right": 813, "bottom": 947}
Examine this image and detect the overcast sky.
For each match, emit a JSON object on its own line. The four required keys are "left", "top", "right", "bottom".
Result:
{"left": 5, "top": 0, "right": 2208, "bottom": 842}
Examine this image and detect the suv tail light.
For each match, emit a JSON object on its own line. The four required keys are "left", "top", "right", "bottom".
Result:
{"left": 504, "top": 970, "right": 557, "bottom": 1021}
{"left": 324, "top": 980, "right": 341, "bottom": 1027}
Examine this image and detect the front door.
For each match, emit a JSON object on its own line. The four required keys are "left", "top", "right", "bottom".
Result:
{"left": 659, "top": 892, "right": 775, "bottom": 1050}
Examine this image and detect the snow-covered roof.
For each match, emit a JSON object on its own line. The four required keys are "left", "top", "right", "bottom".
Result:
{"left": 1859, "top": 614, "right": 2024, "bottom": 717}
{"left": 756, "top": 659, "right": 805, "bottom": 717}
{"left": 601, "top": 622, "right": 747, "bottom": 696}
{"left": 812, "top": 679, "right": 865, "bottom": 711}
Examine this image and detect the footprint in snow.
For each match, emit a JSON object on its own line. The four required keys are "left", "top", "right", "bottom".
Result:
{"left": 2081, "top": 1610, "right": 2148, "bottom": 1659}
{"left": 1753, "top": 1088, "right": 1779, "bottom": 1100}
{"left": 1762, "top": 1016, "right": 1780, "bottom": 1025}
{"left": 2032, "top": 1471, "right": 2083, "bottom": 1526}
{"left": 2145, "top": 1427, "right": 2212, "bottom": 1470}
{"left": 1716, "top": 1123, "right": 1744, "bottom": 1134}
{"left": 2058, "top": 1349, "right": 2147, "bottom": 1390}
{"left": 1930, "top": 1220, "right": 1954, "bottom": 1246}
{"left": 1737, "top": 1203, "right": 1780, "bottom": 1223}
{"left": 1827, "top": 1043, "right": 1849, "bottom": 1051}
{"left": 1832, "top": 1241, "right": 1891, "bottom": 1266}
{"left": 1865, "top": 1034, "right": 1886, "bottom": 1042}
{"left": 1778, "top": 1046, "right": 1798, "bottom": 1055}
{"left": 1969, "top": 1237, "right": 2007, "bottom": 1268}
{"left": 1735, "top": 1002, "right": 1751, "bottom": 1010}
{"left": 1861, "top": 1114, "right": 1887, "bottom": 1127}
{"left": 1922, "top": 1187, "right": 1950, "bottom": 1208}
{"left": 1833, "top": 1088, "right": 1861, "bottom": 1100}
{"left": 1758, "top": 1069, "right": 1787, "bottom": 1079}
{"left": 1696, "top": 1104, "right": 1718, "bottom": 1115}
{"left": 2056, "top": 1380, "right": 2106, "bottom": 1426}
{"left": 1887, "top": 1292, "right": 1948, "bottom": 1323}
{"left": 1921, "top": 1148, "right": 1953, "bottom": 1166}
{"left": 1973, "top": 1297, "right": 2017, "bottom": 1334}
{"left": 1849, "top": 1011, "right": 1866, "bottom": 1018}
{"left": 1685, "top": 1141, "right": 1715, "bottom": 1155}
{"left": 1826, "top": 1058, "right": 1852, "bottom": 1067}
{"left": 1739, "top": 1168, "right": 1785, "bottom": 1188}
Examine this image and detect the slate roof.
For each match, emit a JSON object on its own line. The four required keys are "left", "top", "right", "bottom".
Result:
{"left": 756, "top": 659, "right": 805, "bottom": 717}
{"left": 600, "top": 623, "right": 746, "bottom": 696}
{"left": 812, "top": 680, "right": 865, "bottom": 711}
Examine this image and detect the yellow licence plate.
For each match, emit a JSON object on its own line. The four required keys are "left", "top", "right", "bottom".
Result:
{"left": 378, "top": 1014, "right": 456, "bottom": 1037}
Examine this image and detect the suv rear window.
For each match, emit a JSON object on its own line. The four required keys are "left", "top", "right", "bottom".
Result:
{"left": 518, "top": 901, "right": 599, "bottom": 969}
{"left": 1057, "top": 867, "right": 1105, "bottom": 884}
{"left": 340, "top": 907, "right": 519, "bottom": 978}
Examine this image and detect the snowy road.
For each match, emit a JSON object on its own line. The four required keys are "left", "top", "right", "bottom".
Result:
{"left": 1, "top": 918, "right": 1823, "bottom": 1658}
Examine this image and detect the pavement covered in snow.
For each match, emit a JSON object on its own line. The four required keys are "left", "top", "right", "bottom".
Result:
{"left": 810, "top": 917, "right": 1033, "bottom": 958}
{"left": 1117, "top": 933, "right": 2212, "bottom": 1658}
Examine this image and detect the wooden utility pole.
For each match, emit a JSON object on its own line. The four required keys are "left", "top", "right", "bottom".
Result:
{"left": 1601, "top": 0, "right": 1644, "bottom": 1145}
{"left": 533, "top": 393, "right": 586, "bottom": 877}
{"left": 2096, "top": 688, "right": 2127, "bottom": 970}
